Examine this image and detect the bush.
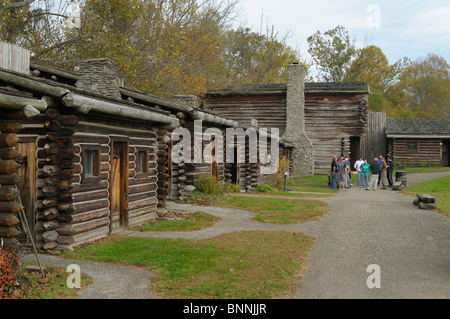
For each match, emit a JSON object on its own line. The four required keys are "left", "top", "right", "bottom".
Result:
{"left": 194, "top": 174, "right": 224, "bottom": 196}
{"left": 256, "top": 183, "right": 274, "bottom": 193}
{"left": 0, "top": 248, "right": 22, "bottom": 298}
{"left": 223, "top": 183, "right": 241, "bottom": 193}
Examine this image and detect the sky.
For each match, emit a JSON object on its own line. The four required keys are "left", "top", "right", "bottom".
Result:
{"left": 234, "top": 0, "right": 450, "bottom": 68}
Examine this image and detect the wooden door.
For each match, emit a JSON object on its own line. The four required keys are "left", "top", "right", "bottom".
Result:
{"left": 442, "top": 141, "right": 450, "bottom": 167}
{"left": 15, "top": 141, "right": 37, "bottom": 242}
{"left": 109, "top": 141, "right": 129, "bottom": 230}
{"left": 211, "top": 137, "right": 219, "bottom": 180}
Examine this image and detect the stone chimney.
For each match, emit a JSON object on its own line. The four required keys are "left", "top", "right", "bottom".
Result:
{"left": 75, "top": 58, "right": 121, "bottom": 99}
{"left": 281, "top": 63, "right": 314, "bottom": 177}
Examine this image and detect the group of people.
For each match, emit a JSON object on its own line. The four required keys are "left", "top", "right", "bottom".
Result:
{"left": 330, "top": 155, "right": 394, "bottom": 191}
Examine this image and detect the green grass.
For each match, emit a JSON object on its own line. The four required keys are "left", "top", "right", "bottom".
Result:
{"left": 130, "top": 211, "right": 221, "bottom": 232}
{"left": 15, "top": 265, "right": 91, "bottom": 299}
{"left": 403, "top": 175, "right": 450, "bottom": 217}
{"left": 215, "top": 196, "right": 328, "bottom": 224}
{"left": 396, "top": 166, "right": 450, "bottom": 174}
{"left": 63, "top": 231, "right": 314, "bottom": 299}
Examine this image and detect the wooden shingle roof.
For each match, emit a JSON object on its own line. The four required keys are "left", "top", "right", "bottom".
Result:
{"left": 386, "top": 118, "right": 450, "bottom": 138}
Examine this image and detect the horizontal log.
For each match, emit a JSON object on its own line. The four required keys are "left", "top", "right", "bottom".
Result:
{"left": 62, "top": 93, "right": 179, "bottom": 128}
{"left": 0, "top": 121, "right": 23, "bottom": 133}
{"left": 57, "top": 226, "right": 109, "bottom": 246}
{"left": 73, "top": 190, "right": 108, "bottom": 203}
{"left": 0, "top": 213, "right": 20, "bottom": 227}
{"left": 0, "top": 201, "right": 23, "bottom": 214}
{"left": 0, "top": 226, "right": 20, "bottom": 238}
{"left": 42, "top": 165, "right": 61, "bottom": 177}
{"left": 0, "top": 133, "right": 20, "bottom": 148}
{"left": 74, "top": 199, "right": 109, "bottom": 214}
{"left": 0, "top": 186, "right": 19, "bottom": 201}
{"left": 0, "top": 174, "right": 21, "bottom": 185}
{"left": 43, "top": 207, "right": 59, "bottom": 221}
{"left": 71, "top": 181, "right": 108, "bottom": 194}
{"left": 57, "top": 216, "right": 109, "bottom": 236}
{"left": 0, "top": 148, "right": 20, "bottom": 160}
{"left": 63, "top": 208, "right": 109, "bottom": 224}
{"left": 2, "top": 105, "right": 41, "bottom": 120}
{"left": 57, "top": 202, "right": 75, "bottom": 214}
{"left": 0, "top": 92, "right": 48, "bottom": 111}
{"left": 57, "top": 115, "right": 79, "bottom": 127}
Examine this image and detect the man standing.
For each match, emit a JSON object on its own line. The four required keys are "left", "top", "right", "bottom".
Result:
{"left": 338, "top": 157, "right": 348, "bottom": 190}
{"left": 386, "top": 156, "right": 394, "bottom": 187}
{"left": 368, "top": 158, "right": 380, "bottom": 191}
{"left": 354, "top": 157, "right": 364, "bottom": 187}
{"left": 330, "top": 156, "right": 338, "bottom": 189}
{"left": 360, "top": 159, "right": 370, "bottom": 189}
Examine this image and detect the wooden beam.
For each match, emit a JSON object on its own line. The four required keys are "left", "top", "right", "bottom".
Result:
{"left": 62, "top": 93, "right": 180, "bottom": 128}
{"left": 0, "top": 69, "right": 71, "bottom": 98}
{"left": 0, "top": 92, "right": 48, "bottom": 111}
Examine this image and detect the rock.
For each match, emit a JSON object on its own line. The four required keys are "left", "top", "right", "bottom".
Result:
{"left": 413, "top": 198, "right": 421, "bottom": 206}
{"left": 393, "top": 182, "right": 404, "bottom": 191}
{"left": 416, "top": 194, "right": 436, "bottom": 204}
{"left": 418, "top": 202, "right": 437, "bottom": 210}
{"left": 184, "top": 185, "right": 196, "bottom": 193}
{"left": 42, "top": 230, "right": 59, "bottom": 242}
{"left": 43, "top": 241, "right": 58, "bottom": 250}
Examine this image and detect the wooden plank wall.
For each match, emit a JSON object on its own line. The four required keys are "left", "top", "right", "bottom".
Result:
{"left": 390, "top": 139, "right": 441, "bottom": 166}
{"left": 203, "top": 93, "right": 368, "bottom": 175}
{"left": 0, "top": 42, "right": 30, "bottom": 75}
{"left": 360, "top": 112, "right": 386, "bottom": 161}
{"left": 203, "top": 94, "right": 287, "bottom": 134}
{"left": 305, "top": 94, "right": 368, "bottom": 174}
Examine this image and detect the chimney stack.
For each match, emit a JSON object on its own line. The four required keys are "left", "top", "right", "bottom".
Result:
{"left": 281, "top": 63, "right": 314, "bottom": 177}
{"left": 76, "top": 58, "right": 121, "bottom": 99}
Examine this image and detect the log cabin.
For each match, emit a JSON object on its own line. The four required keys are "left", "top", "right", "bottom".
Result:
{"left": 386, "top": 118, "right": 450, "bottom": 167}
{"left": 202, "top": 63, "right": 370, "bottom": 175}
{"left": 0, "top": 44, "right": 293, "bottom": 249}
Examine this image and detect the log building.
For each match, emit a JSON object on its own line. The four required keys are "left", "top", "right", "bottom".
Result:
{"left": 386, "top": 118, "right": 450, "bottom": 167}
{"left": 0, "top": 43, "right": 293, "bottom": 249}
{"left": 202, "top": 64, "right": 370, "bottom": 175}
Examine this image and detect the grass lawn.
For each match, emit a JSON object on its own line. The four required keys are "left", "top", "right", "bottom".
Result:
{"left": 396, "top": 166, "right": 450, "bottom": 174}
{"left": 403, "top": 175, "right": 450, "bottom": 217}
{"left": 63, "top": 231, "right": 314, "bottom": 299}
{"left": 130, "top": 211, "right": 221, "bottom": 232}
{"left": 216, "top": 196, "right": 328, "bottom": 224}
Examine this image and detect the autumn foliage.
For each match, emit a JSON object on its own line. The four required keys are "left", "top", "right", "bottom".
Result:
{"left": 0, "top": 248, "right": 22, "bottom": 298}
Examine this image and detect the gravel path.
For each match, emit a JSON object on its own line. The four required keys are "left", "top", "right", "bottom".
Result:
{"left": 21, "top": 172, "right": 450, "bottom": 299}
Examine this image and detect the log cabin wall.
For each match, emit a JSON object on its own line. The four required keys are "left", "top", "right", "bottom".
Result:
{"left": 388, "top": 138, "right": 442, "bottom": 166}
{"left": 203, "top": 83, "right": 369, "bottom": 175}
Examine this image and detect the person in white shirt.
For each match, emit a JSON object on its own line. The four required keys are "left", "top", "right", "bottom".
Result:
{"left": 354, "top": 157, "right": 364, "bottom": 188}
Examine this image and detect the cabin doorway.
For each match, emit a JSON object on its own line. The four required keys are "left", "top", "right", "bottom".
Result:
{"left": 229, "top": 145, "right": 240, "bottom": 185}
{"left": 442, "top": 141, "right": 450, "bottom": 167}
{"left": 350, "top": 136, "right": 361, "bottom": 170}
{"left": 15, "top": 141, "right": 37, "bottom": 243}
{"left": 110, "top": 140, "right": 129, "bottom": 230}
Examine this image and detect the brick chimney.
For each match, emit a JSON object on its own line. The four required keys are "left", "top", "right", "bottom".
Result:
{"left": 281, "top": 63, "right": 314, "bottom": 177}
{"left": 75, "top": 58, "right": 121, "bottom": 99}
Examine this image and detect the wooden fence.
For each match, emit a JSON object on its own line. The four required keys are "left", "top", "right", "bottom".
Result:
{"left": 0, "top": 42, "right": 30, "bottom": 75}
{"left": 360, "top": 112, "right": 387, "bottom": 161}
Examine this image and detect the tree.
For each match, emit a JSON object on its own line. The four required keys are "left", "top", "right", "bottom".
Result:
{"left": 307, "top": 25, "right": 356, "bottom": 82}
{"left": 216, "top": 26, "right": 302, "bottom": 85}
{"left": 344, "top": 45, "right": 401, "bottom": 93}
{"left": 393, "top": 54, "right": 450, "bottom": 119}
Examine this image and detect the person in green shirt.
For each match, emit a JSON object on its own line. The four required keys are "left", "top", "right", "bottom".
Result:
{"left": 360, "top": 159, "right": 370, "bottom": 189}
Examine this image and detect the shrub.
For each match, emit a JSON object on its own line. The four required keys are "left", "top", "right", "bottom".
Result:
{"left": 256, "top": 183, "right": 274, "bottom": 193}
{"left": 0, "top": 248, "right": 22, "bottom": 298}
{"left": 194, "top": 174, "right": 224, "bottom": 196}
{"left": 223, "top": 183, "right": 241, "bottom": 193}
